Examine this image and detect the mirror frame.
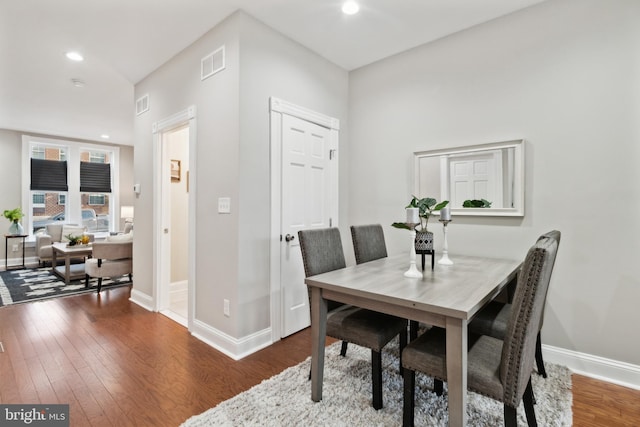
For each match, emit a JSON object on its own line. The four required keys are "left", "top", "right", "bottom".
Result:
{"left": 414, "top": 139, "right": 525, "bottom": 217}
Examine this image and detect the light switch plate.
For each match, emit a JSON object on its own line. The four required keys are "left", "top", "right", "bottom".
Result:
{"left": 218, "top": 197, "right": 231, "bottom": 214}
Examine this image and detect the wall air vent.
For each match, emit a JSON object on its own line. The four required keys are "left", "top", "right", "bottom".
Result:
{"left": 136, "top": 94, "right": 149, "bottom": 116}
{"left": 201, "top": 46, "right": 225, "bottom": 81}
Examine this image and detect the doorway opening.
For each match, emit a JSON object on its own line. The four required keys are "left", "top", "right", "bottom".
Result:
{"left": 152, "top": 106, "right": 196, "bottom": 329}
{"left": 161, "top": 125, "right": 189, "bottom": 325}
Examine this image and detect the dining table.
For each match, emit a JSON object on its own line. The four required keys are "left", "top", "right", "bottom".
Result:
{"left": 305, "top": 253, "right": 522, "bottom": 427}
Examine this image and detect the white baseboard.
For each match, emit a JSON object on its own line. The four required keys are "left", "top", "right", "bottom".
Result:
{"left": 190, "top": 319, "right": 273, "bottom": 360}
{"left": 129, "top": 288, "right": 154, "bottom": 312}
{"left": 544, "top": 344, "right": 640, "bottom": 390}
{"left": 0, "top": 256, "right": 40, "bottom": 271}
{"left": 160, "top": 308, "right": 188, "bottom": 327}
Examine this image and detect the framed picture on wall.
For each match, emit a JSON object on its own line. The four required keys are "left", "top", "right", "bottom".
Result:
{"left": 171, "top": 159, "right": 181, "bottom": 182}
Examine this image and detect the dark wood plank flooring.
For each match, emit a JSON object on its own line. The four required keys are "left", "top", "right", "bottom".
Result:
{"left": 1, "top": 285, "right": 638, "bottom": 426}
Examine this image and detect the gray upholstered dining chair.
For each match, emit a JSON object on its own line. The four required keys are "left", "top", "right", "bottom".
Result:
{"left": 350, "top": 223, "right": 422, "bottom": 343}
{"left": 298, "top": 227, "right": 408, "bottom": 410}
{"left": 350, "top": 223, "right": 408, "bottom": 374}
{"left": 401, "top": 232, "right": 560, "bottom": 427}
{"left": 469, "top": 230, "right": 561, "bottom": 379}
{"left": 350, "top": 224, "right": 388, "bottom": 264}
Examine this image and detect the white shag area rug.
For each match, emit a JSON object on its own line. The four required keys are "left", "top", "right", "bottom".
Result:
{"left": 181, "top": 338, "right": 572, "bottom": 426}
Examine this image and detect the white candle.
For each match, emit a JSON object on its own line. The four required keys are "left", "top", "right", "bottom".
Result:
{"left": 406, "top": 207, "right": 419, "bottom": 224}
{"left": 440, "top": 206, "right": 451, "bottom": 221}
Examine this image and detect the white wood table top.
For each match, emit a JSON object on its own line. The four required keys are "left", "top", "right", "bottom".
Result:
{"left": 305, "top": 253, "right": 522, "bottom": 322}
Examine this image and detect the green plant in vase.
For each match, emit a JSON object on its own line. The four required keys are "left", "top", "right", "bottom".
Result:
{"left": 65, "top": 234, "right": 82, "bottom": 246}
{"left": 392, "top": 196, "right": 449, "bottom": 232}
{"left": 3, "top": 207, "right": 25, "bottom": 235}
{"left": 392, "top": 196, "right": 449, "bottom": 252}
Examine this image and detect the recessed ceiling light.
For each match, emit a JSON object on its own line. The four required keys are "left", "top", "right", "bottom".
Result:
{"left": 342, "top": 1, "right": 360, "bottom": 15}
{"left": 71, "top": 78, "right": 85, "bottom": 88}
{"left": 100, "top": 134, "right": 110, "bottom": 139}
{"left": 66, "top": 51, "right": 84, "bottom": 61}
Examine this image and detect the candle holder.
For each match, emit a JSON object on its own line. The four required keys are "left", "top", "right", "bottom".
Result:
{"left": 437, "top": 219, "right": 453, "bottom": 265}
{"left": 404, "top": 223, "right": 423, "bottom": 278}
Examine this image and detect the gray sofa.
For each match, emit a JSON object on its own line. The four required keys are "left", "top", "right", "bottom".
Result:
{"left": 35, "top": 223, "right": 86, "bottom": 266}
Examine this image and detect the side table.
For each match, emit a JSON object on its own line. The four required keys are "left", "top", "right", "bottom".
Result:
{"left": 4, "top": 234, "right": 28, "bottom": 270}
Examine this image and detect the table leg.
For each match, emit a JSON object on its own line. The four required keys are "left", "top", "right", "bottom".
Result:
{"left": 64, "top": 255, "right": 71, "bottom": 285}
{"left": 446, "top": 317, "right": 468, "bottom": 427}
{"left": 310, "top": 286, "right": 327, "bottom": 402}
{"left": 52, "top": 249, "right": 57, "bottom": 272}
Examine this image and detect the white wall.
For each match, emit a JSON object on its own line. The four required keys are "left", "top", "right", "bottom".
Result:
{"left": 237, "top": 13, "right": 349, "bottom": 337}
{"left": 133, "top": 12, "right": 241, "bottom": 335}
{"left": 348, "top": 0, "right": 640, "bottom": 375}
{"left": 133, "top": 11, "right": 348, "bottom": 352}
{"left": 0, "top": 130, "right": 25, "bottom": 261}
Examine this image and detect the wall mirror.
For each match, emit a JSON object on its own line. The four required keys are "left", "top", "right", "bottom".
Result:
{"left": 414, "top": 139, "right": 524, "bottom": 217}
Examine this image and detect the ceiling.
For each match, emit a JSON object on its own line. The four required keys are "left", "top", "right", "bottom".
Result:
{"left": 0, "top": 0, "right": 545, "bottom": 146}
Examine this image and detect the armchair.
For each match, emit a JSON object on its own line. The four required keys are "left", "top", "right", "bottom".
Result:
{"left": 84, "top": 236, "right": 133, "bottom": 293}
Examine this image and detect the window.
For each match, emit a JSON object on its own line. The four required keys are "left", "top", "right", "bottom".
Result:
{"left": 22, "top": 136, "right": 119, "bottom": 236}
{"left": 32, "top": 147, "right": 45, "bottom": 159}
{"left": 89, "top": 151, "right": 106, "bottom": 163}
{"left": 32, "top": 193, "right": 45, "bottom": 207}
{"left": 88, "top": 194, "right": 105, "bottom": 205}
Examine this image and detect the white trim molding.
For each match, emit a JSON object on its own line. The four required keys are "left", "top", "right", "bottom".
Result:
{"left": 129, "top": 288, "right": 154, "bottom": 312}
{"left": 269, "top": 97, "right": 340, "bottom": 131}
{"left": 191, "top": 319, "right": 272, "bottom": 360}
{"left": 269, "top": 97, "right": 339, "bottom": 342}
{"left": 544, "top": 344, "right": 640, "bottom": 390}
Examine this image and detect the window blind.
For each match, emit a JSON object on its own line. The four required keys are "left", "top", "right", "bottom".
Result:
{"left": 80, "top": 162, "right": 112, "bottom": 193}
{"left": 30, "top": 158, "right": 68, "bottom": 191}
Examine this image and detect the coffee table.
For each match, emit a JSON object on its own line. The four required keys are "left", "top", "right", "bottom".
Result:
{"left": 51, "top": 242, "right": 93, "bottom": 285}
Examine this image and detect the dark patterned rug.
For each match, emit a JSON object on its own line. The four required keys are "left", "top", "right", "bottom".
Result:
{"left": 0, "top": 267, "right": 131, "bottom": 307}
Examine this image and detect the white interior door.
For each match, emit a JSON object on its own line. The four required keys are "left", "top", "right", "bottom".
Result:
{"left": 280, "top": 114, "right": 333, "bottom": 337}
{"left": 448, "top": 150, "right": 503, "bottom": 208}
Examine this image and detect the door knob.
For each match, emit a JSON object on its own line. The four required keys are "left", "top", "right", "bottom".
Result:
{"left": 285, "top": 234, "right": 295, "bottom": 242}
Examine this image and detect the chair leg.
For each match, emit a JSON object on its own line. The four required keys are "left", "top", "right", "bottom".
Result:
{"left": 371, "top": 349, "right": 383, "bottom": 410}
{"left": 97, "top": 277, "right": 103, "bottom": 293}
{"left": 402, "top": 368, "right": 415, "bottom": 427}
{"left": 399, "top": 326, "right": 408, "bottom": 376}
{"left": 535, "top": 332, "right": 547, "bottom": 378}
{"left": 523, "top": 377, "right": 538, "bottom": 427}
{"left": 85, "top": 274, "right": 90, "bottom": 288}
{"left": 409, "top": 320, "right": 419, "bottom": 341}
{"left": 340, "top": 341, "right": 348, "bottom": 356}
{"left": 434, "top": 379, "right": 443, "bottom": 396}
{"left": 504, "top": 405, "right": 517, "bottom": 427}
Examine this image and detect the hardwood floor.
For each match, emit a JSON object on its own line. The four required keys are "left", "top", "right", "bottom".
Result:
{"left": 1, "top": 285, "right": 639, "bottom": 426}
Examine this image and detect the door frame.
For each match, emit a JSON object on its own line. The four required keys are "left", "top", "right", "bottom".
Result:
{"left": 152, "top": 106, "right": 197, "bottom": 330}
{"left": 269, "top": 97, "right": 340, "bottom": 341}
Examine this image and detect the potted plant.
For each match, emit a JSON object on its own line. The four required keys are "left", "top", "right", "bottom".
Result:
{"left": 392, "top": 196, "right": 449, "bottom": 251}
{"left": 3, "top": 207, "right": 25, "bottom": 235}
{"left": 463, "top": 199, "right": 492, "bottom": 208}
